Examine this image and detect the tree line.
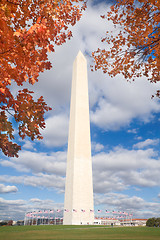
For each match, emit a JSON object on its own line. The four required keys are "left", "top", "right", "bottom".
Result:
{"left": 146, "top": 218, "right": 160, "bottom": 227}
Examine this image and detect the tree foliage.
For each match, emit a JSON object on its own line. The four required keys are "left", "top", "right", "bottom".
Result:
{"left": 0, "top": 0, "right": 86, "bottom": 157}
{"left": 146, "top": 217, "right": 160, "bottom": 227}
{"left": 92, "top": 0, "right": 160, "bottom": 94}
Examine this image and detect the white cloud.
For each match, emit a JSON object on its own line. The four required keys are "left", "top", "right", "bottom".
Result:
{"left": 90, "top": 76, "right": 160, "bottom": 131}
{"left": 24, "top": 173, "right": 65, "bottom": 192}
{"left": 95, "top": 193, "right": 144, "bottom": 209}
{"left": 28, "top": 198, "right": 64, "bottom": 211}
{"left": 94, "top": 192, "right": 160, "bottom": 218}
{"left": 0, "top": 173, "right": 65, "bottom": 193}
{"left": 41, "top": 114, "right": 69, "bottom": 147}
{"left": 1, "top": 141, "right": 160, "bottom": 195}
{"left": 93, "top": 145, "right": 160, "bottom": 193}
{"left": 135, "top": 136, "right": 143, "bottom": 141}
{"left": 92, "top": 142, "right": 104, "bottom": 152}
{"left": 0, "top": 197, "right": 27, "bottom": 220}
{"left": 0, "top": 197, "right": 63, "bottom": 220}
{"left": 127, "top": 129, "right": 138, "bottom": 134}
{"left": 22, "top": 140, "right": 36, "bottom": 151}
{"left": 0, "top": 150, "right": 67, "bottom": 175}
{"left": 0, "top": 184, "right": 18, "bottom": 194}
{"left": 133, "top": 139, "right": 159, "bottom": 149}
{"left": 91, "top": 98, "right": 133, "bottom": 130}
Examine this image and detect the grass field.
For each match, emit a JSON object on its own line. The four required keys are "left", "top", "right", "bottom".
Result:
{"left": 0, "top": 225, "right": 160, "bottom": 240}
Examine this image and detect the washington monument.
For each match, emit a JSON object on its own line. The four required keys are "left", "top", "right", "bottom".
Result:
{"left": 63, "top": 51, "right": 94, "bottom": 225}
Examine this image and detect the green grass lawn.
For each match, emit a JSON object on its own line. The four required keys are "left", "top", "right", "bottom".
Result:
{"left": 0, "top": 225, "right": 160, "bottom": 240}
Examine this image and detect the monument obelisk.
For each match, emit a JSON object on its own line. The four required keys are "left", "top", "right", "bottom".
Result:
{"left": 63, "top": 51, "right": 94, "bottom": 225}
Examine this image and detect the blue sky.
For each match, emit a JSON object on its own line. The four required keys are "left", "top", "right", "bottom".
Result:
{"left": 1, "top": 0, "right": 160, "bottom": 221}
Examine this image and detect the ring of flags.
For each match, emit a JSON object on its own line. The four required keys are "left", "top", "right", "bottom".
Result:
{"left": 24, "top": 208, "right": 133, "bottom": 226}
{"left": 25, "top": 209, "right": 62, "bottom": 219}
{"left": 25, "top": 209, "right": 132, "bottom": 218}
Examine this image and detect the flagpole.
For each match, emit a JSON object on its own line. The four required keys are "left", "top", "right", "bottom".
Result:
{"left": 24, "top": 213, "right": 26, "bottom": 225}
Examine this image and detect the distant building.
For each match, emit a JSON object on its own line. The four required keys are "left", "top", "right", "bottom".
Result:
{"left": 94, "top": 218, "right": 120, "bottom": 226}
{"left": 0, "top": 220, "right": 13, "bottom": 226}
{"left": 94, "top": 218, "right": 147, "bottom": 226}
{"left": 129, "top": 219, "right": 147, "bottom": 226}
{"left": 16, "top": 220, "right": 24, "bottom": 226}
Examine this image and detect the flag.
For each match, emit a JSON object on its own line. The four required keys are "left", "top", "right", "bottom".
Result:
{"left": 112, "top": 210, "right": 117, "bottom": 214}
{"left": 72, "top": 209, "right": 77, "bottom": 212}
{"left": 26, "top": 213, "right": 32, "bottom": 217}
{"left": 123, "top": 211, "right": 128, "bottom": 215}
{"left": 64, "top": 209, "right": 69, "bottom": 212}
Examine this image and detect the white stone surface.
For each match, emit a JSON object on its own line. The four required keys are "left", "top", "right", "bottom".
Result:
{"left": 63, "top": 51, "right": 94, "bottom": 225}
